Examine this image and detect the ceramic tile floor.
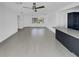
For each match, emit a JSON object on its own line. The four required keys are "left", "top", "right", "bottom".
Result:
{"left": 0, "top": 27, "right": 76, "bottom": 57}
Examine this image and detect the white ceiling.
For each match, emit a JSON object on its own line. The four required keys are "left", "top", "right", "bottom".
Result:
{"left": 1, "top": 2, "right": 76, "bottom": 15}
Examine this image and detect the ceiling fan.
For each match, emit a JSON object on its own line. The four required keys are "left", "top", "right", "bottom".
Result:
{"left": 23, "top": 3, "right": 45, "bottom": 12}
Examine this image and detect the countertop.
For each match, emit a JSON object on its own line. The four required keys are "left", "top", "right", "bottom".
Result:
{"left": 55, "top": 27, "right": 79, "bottom": 39}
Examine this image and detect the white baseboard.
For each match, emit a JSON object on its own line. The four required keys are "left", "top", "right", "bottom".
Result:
{"left": 18, "top": 27, "right": 24, "bottom": 29}
{"left": 24, "top": 26, "right": 46, "bottom": 27}
{"left": 0, "top": 30, "right": 18, "bottom": 43}
{"left": 23, "top": 26, "right": 56, "bottom": 33}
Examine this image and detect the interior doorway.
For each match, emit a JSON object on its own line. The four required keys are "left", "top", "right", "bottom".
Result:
{"left": 17, "top": 14, "right": 24, "bottom": 30}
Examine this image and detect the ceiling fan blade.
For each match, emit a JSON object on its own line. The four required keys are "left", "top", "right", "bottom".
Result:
{"left": 36, "top": 6, "right": 45, "bottom": 9}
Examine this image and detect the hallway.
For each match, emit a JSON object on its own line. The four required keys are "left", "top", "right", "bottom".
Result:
{"left": 0, "top": 27, "right": 76, "bottom": 57}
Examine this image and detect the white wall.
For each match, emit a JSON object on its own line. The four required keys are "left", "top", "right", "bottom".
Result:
{"left": 18, "top": 10, "right": 57, "bottom": 33}
{"left": 56, "top": 11, "right": 67, "bottom": 28}
{"left": 24, "top": 13, "right": 46, "bottom": 27}
{"left": 56, "top": 6, "right": 79, "bottom": 28}
{"left": 0, "top": 5, "right": 18, "bottom": 42}
{"left": 22, "top": 11, "right": 56, "bottom": 28}
{"left": 45, "top": 12, "right": 56, "bottom": 27}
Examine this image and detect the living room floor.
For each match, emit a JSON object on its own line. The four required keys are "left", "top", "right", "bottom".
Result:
{"left": 0, "top": 27, "right": 76, "bottom": 57}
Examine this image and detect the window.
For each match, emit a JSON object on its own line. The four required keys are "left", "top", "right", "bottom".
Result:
{"left": 32, "top": 17, "right": 44, "bottom": 24}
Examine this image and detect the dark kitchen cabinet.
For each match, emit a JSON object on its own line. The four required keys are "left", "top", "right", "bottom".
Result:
{"left": 68, "top": 12, "right": 79, "bottom": 30}
{"left": 56, "top": 29, "right": 79, "bottom": 56}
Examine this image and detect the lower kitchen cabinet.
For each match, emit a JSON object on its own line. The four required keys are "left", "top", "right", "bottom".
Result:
{"left": 56, "top": 29, "right": 79, "bottom": 56}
